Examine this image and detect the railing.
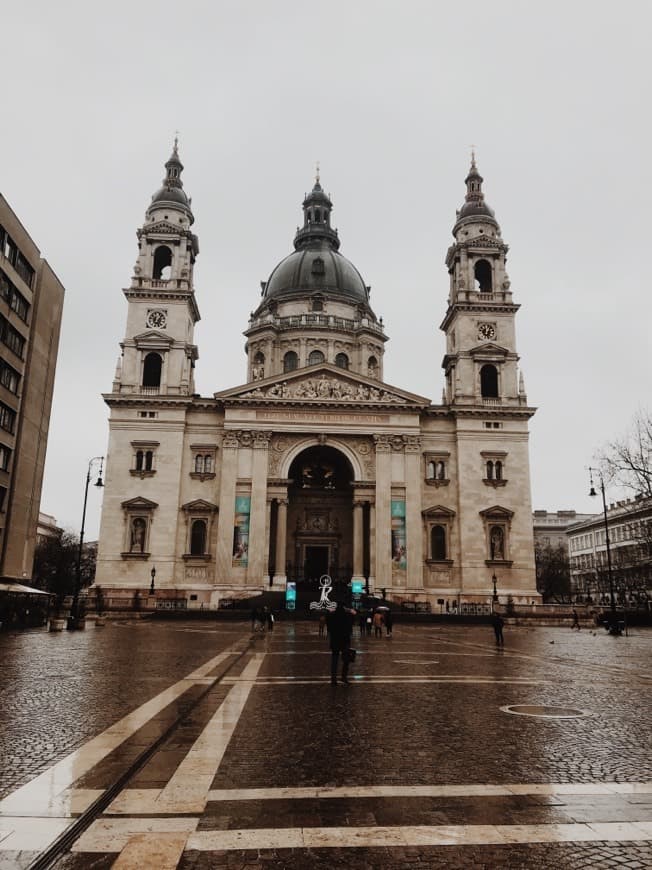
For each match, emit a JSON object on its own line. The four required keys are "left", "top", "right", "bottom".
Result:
{"left": 482, "top": 397, "right": 501, "bottom": 406}
{"left": 248, "top": 312, "right": 384, "bottom": 335}
{"left": 138, "top": 386, "right": 161, "bottom": 395}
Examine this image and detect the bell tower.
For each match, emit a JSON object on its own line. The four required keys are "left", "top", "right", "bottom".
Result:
{"left": 112, "top": 140, "right": 200, "bottom": 397}
{"left": 440, "top": 156, "right": 527, "bottom": 408}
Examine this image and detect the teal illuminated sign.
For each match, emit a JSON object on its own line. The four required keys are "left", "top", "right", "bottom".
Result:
{"left": 351, "top": 581, "right": 364, "bottom": 594}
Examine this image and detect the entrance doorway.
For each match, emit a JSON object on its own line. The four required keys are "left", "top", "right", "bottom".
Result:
{"left": 305, "top": 545, "right": 329, "bottom": 580}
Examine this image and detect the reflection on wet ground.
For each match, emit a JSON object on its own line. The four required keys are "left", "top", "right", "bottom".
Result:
{"left": 1, "top": 620, "right": 651, "bottom": 868}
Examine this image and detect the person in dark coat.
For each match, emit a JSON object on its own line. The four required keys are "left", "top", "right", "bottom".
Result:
{"left": 491, "top": 612, "right": 504, "bottom": 645}
{"left": 384, "top": 610, "right": 393, "bottom": 637}
{"left": 327, "top": 602, "right": 354, "bottom": 685}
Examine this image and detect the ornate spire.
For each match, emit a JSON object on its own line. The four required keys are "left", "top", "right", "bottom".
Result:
{"left": 294, "top": 170, "right": 340, "bottom": 251}
{"left": 148, "top": 138, "right": 194, "bottom": 223}
{"left": 452, "top": 152, "right": 498, "bottom": 235}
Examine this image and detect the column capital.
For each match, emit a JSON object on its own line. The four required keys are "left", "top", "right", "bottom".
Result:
{"left": 405, "top": 434, "right": 422, "bottom": 453}
{"left": 222, "top": 431, "right": 239, "bottom": 449}
{"left": 252, "top": 430, "right": 272, "bottom": 448}
{"left": 353, "top": 499, "right": 366, "bottom": 509}
{"left": 373, "top": 434, "right": 392, "bottom": 453}
{"left": 276, "top": 498, "right": 289, "bottom": 507}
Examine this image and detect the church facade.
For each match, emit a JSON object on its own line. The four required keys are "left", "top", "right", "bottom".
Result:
{"left": 94, "top": 145, "right": 539, "bottom": 610}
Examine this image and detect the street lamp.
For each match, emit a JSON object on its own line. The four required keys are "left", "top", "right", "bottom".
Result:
{"left": 150, "top": 566, "right": 156, "bottom": 595}
{"left": 492, "top": 572, "right": 498, "bottom": 603}
{"left": 70, "top": 456, "right": 104, "bottom": 628}
{"left": 588, "top": 467, "right": 621, "bottom": 635}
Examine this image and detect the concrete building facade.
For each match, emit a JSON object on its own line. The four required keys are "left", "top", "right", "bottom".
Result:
{"left": 95, "top": 147, "right": 539, "bottom": 609}
{"left": 0, "top": 196, "right": 64, "bottom": 583}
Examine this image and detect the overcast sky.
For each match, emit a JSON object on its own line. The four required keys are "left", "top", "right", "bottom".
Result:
{"left": 2, "top": 1, "right": 650, "bottom": 539}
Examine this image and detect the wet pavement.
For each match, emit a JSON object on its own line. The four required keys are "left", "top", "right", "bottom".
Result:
{"left": 0, "top": 619, "right": 651, "bottom": 867}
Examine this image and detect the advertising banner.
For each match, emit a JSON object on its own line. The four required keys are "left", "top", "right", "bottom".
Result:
{"left": 391, "top": 499, "right": 407, "bottom": 581}
{"left": 232, "top": 496, "right": 251, "bottom": 566}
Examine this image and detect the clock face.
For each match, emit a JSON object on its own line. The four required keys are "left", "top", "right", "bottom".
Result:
{"left": 477, "top": 322, "right": 496, "bottom": 341}
{"left": 147, "top": 309, "right": 167, "bottom": 329}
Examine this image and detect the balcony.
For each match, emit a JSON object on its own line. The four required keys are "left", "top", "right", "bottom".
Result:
{"left": 247, "top": 312, "right": 385, "bottom": 336}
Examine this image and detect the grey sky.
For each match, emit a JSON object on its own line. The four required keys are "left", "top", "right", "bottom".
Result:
{"left": 2, "top": 1, "right": 650, "bottom": 538}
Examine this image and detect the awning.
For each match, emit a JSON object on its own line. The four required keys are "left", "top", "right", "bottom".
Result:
{"left": 0, "top": 582, "right": 52, "bottom": 596}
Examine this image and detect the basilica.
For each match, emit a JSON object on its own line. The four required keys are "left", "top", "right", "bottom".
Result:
{"left": 94, "top": 144, "right": 539, "bottom": 610}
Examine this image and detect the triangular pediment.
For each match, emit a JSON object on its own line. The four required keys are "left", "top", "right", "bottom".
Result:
{"left": 422, "top": 504, "right": 456, "bottom": 518}
{"left": 133, "top": 330, "right": 174, "bottom": 348}
{"left": 121, "top": 497, "right": 159, "bottom": 510}
{"left": 469, "top": 342, "right": 509, "bottom": 357}
{"left": 141, "top": 220, "right": 181, "bottom": 235}
{"left": 479, "top": 505, "right": 514, "bottom": 520}
{"left": 215, "top": 364, "right": 431, "bottom": 408}
{"left": 181, "top": 499, "right": 218, "bottom": 513}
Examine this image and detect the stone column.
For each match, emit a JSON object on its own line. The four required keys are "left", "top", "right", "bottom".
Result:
{"left": 263, "top": 498, "right": 273, "bottom": 587}
{"left": 352, "top": 499, "right": 364, "bottom": 582}
{"left": 274, "top": 498, "right": 288, "bottom": 587}
{"left": 215, "top": 432, "right": 239, "bottom": 585}
{"left": 405, "top": 435, "right": 423, "bottom": 591}
{"left": 247, "top": 432, "right": 270, "bottom": 586}
{"left": 368, "top": 501, "right": 376, "bottom": 590}
{"left": 373, "top": 435, "right": 392, "bottom": 591}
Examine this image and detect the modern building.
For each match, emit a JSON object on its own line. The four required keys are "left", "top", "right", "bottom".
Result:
{"left": 36, "top": 511, "right": 63, "bottom": 545}
{"left": 568, "top": 495, "right": 652, "bottom": 606}
{"left": 95, "top": 145, "right": 540, "bottom": 609}
{"left": 532, "top": 510, "right": 595, "bottom": 551}
{"left": 0, "top": 196, "right": 65, "bottom": 584}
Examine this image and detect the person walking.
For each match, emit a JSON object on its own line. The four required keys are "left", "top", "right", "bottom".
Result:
{"left": 373, "top": 610, "right": 384, "bottom": 638}
{"left": 358, "top": 611, "right": 366, "bottom": 638}
{"left": 267, "top": 608, "right": 275, "bottom": 631}
{"left": 571, "top": 609, "right": 581, "bottom": 630}
{"left": 491, "top": 612, "right": 504, "bottom": 646}
{"left": 318, "top": 612, "right": 327, "bottom": 637}
{"left": 251, "top": 607, "right": 258, "bottom": 632}
{"left": 327, "top": 601, "right": 354, "bottom": 685}
{"left": 384, "top": 610, "right": 393, "bottom": 637}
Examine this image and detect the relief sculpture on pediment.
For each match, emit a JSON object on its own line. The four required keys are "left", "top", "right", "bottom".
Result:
{"left": 241, "top": 376, "right": 406, "bottom": 404}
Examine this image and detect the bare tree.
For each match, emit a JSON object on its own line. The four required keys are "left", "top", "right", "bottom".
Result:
{"left": 535, "top": 541, "right": 571, "bottom": 602}
{"left": 598, "top": 409, "right": 652, "bottom": 497}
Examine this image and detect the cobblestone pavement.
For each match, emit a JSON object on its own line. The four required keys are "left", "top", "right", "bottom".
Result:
{"left": 0, "top": 620, "right": 650, "bottom": 868}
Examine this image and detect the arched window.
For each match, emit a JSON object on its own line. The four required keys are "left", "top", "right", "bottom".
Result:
{"left": 283, "top": 351, "right": 298, "bottom": 372}
{"left": 495, "top": 460, "right": 503, "bottom": 480}
{"left": 190, "top": 519, "right": 207, "bottom": 555}
{"left": 135, "top": 450, "right": 144, "bottom": 471}
{"left": 144, "top": 450, "right": 153, "bottom": 471}
{"left": 307, "top": 210, "right": 312, "bottom": 222}
{"left": 486, "top": 460, "right": 494, "bottom": 480}
{"left": 431, "top": 525, "right": 447, "bottom": 561}
{"left": 335, "top": 353, "right": 349, "bottom": 370}
{"left": 436, "top": 461, "right": 446, "bottom": 480}
{"left": 367, "top": 356, "right": 378, "bottom": 378}
{"left": 142, "top": 353, "right": 162, "bottom": 388}
{"left": 480, "top": 364, "right": 498, "bottom": 398}
{"left": 195, "top": 455, "right": 204, "bottom": 473}
{"left": 308, "top": 349, "right": 324, "bottom": 366}
{"left": 253, "top": 351, "right": 265, "bottom": 365}
{"left": 153, "top": 245, "right": 172, "bottom": 280}
{"left": 315, "top": 208, "right": 321, "bottom": 222}
{"left": 474, "top": 259, "right": 492, "bottom": 292}
{"left": 427, "top": 461, "right": 436, "bottom": 479}
{"left": 204, "top": 454, "right": 212, "bottom": 473}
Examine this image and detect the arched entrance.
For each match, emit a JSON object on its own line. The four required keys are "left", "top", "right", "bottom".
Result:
{"left": 285, "top": 446, "right": 354, "bottom": 583}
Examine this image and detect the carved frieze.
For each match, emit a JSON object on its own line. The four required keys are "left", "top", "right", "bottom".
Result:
{"left": 241, "top": 376, "right": 406, "bottom": 404}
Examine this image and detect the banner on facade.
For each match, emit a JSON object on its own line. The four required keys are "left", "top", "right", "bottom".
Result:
{"left": 391, "top": 499, "right": 407, "bottom": 581}
{"left": 232, "top": 496, "right": 251, "bottom": 566}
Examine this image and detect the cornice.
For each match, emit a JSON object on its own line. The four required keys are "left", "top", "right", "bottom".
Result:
{"left": 440, "top": 301, "right": 520, "bottom": 332}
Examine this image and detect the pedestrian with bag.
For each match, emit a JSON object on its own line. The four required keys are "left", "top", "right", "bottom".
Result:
{"left": 373, "top": 610, "right": 384, "bottom": 638}
{"left": 327, "top": 601, "right": 354, "bottom": 685}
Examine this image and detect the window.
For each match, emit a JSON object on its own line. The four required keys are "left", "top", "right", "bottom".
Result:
{"left": 0, "top": 269, "right": 30, "bottom": 322}
{"left": 311, "top": 258, "right": 325, "bottom": 276}
{"left": 190, "top": 445, "right": 217, "bottom": 479}
{"left": 142, "top": 352, "right": 162, "bottom": 388}
{"left": 0, "top": 402, "right": 16, "bottom": 434}
{"left": 131, "top": 442, "right": 158, "bottom": 476}
{"left": 482, "top": 452, "right": 507, "bottom": 486}
{"left": 486, "top": 460, "right": 494, "bottom": 480}
{"left": 0, "top": 485, "right": 6, "bottom": 511}
{"left": 431, "top": 525, "right": 447, "bottom": 560}
{"left": 335, "top": 353, "right": 349, "bottom": 370}
{"left": 425, "top": 453, "right": 449, "bottom": 485}
{"left": 283, "top": 351, "right": 298, "bottom": 372}
{"left": 0, "top": 314, "right": 26, "bottom": 359}
{"left": 480, "top": 364, "right": 498, "bottom": 398}
{"left": 308, "top": 350, "right": 325, "bottom": 366}
{"left": 0, "top": 360, "right": 20, "bottom": 394}
{"left": 153, "top": 245, "right": 172, "bottom": 280}
{"left": 474, "top": 259, "right": 492, "bottom": 292}
{"left": 190, "top": 519, "right": 207, "bottom": 555}
{"left": 182, "top": 499, "right": 218, "bottom": 559}
{"left": 0, "top": 443, "right": 11, "bottom": 471}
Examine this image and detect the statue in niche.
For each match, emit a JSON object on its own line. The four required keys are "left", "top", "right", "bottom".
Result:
{"left": 130, "top": 518, "right": 146, "bottom": 553}
{"left": 490, "top": 526, "right": 505, "bottom": 560}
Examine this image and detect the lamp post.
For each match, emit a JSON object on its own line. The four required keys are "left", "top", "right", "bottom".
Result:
{"left": 150, "top": 566, "right": 156, "bottom": 595}
{"left": 588, "top": 467, "right": 621, "bottom": 635}
{"left": 492, "top": 572, "right": 498, "bottom": 605}
{"left": 70, "top": 456, "right": 104, "bottom": 629}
